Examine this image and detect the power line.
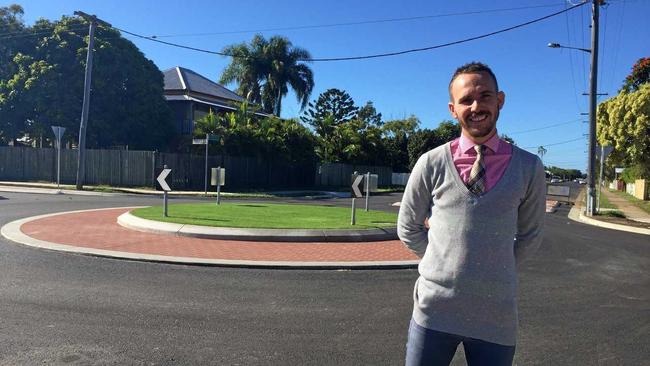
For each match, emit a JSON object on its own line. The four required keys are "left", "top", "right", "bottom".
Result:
{"left": 0, "top": 25, "right": 89, "bottom": 40}
{"left": 505, "top": 118, "right": 582, "bottom": 135}
{"left": 523, "top": 137, "right": 584, "bottom": 149}
{"left": 114, "top": 1, "right": 589, "bottom": 62}
{"left": 149, "top": 3, "right": 569, "bottom": 38}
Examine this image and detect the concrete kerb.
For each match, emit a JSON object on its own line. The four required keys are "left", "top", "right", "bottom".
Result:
{"left": 567, "top": 195, "right": 650, "bottom": 236}
{"left": 117, "top": 211, "right": 398, "bottom": 242}
{"left": 1, "top": 208, "right": 417, "bottom": 269}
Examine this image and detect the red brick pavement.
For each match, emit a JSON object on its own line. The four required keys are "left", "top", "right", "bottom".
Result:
{"left": 20, "top": 208, "right": 419, "bottom": 263}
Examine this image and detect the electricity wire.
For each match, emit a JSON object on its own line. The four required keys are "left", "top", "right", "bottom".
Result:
{"left": 113, "top": 1, "right": 589, "bottom": 62}
{"left": 504, "top": 118, "right": 582, "bottom": 135}
{"left": 149, "top": 3, "right": 570, "bottom": 38}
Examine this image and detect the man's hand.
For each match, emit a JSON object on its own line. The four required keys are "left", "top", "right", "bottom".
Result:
{"left": 424, "top": 217, "right": 429, "bottom": 229}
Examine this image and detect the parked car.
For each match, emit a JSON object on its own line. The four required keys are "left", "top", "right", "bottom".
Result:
{"left": 578, "top": 179, "right": 587, "bottom": 185}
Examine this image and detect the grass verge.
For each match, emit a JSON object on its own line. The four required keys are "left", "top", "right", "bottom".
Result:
{"left": 598, "top": 189, "right": 617, "bottom": 209}
{"left": 595, "top": 210, "right": 626, "bottom": 218}
{"left": 609, "top": 189, "right": 650, "bottom": 215}
{"left": 131, "top": 203, "right": 398, "bottom": 229}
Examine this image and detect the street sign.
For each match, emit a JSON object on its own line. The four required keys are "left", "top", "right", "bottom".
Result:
{"left": 351, "top": 174, "right": 363, "bottom": 198}
{"left": 192, "top": 139, "right": 207, "bottom": 145}
{"left": 211, "top": 167, "right": 225, "bottom": 186}
{"left": 207, "top": 134, "right": 219, "bottom": 141}
{"left": 364, "top": 174, "right": 379, "bottom": 192}
{"left": 157, "top": 168, "right": 172, "bottom": 191}
{"left": 51, "top": 126, "right": 65, "bottom": 144}
{"left": 615, "top": 167, "right": 624, "bottom": 173}
{"left": 596, "top": 145, "right": 614, "bottom": 161}
{"left": 51, "top": 126, "right": 66, "bottom": 189}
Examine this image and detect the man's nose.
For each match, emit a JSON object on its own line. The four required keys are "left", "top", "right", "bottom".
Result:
{"left": 470, "top": 100, "right": 480, "bottom": 111}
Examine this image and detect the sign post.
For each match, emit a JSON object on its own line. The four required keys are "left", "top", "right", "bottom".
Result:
{"left": 350, "top": 172, "right": 364, "bottom": 225}
{"left": 193, "top": 135, "right": 218, "bottom": 196}
{"left": 157, "top": 165, "right": 172, "bottom": 217}
{"left": 51, "top": 126, "right": 66, "bottom": 191}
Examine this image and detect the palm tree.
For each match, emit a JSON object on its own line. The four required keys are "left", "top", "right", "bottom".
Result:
{"left": 219, "top": 34, "right": 314, "bottom": 117}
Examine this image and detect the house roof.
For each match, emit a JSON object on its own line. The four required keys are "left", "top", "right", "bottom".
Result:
{"left": 163, "top": 66, "right": 245, "bottom": 103}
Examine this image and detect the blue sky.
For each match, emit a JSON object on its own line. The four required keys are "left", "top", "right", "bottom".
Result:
{"left": 16, "top": 0, "right": 650, "bottom": 171}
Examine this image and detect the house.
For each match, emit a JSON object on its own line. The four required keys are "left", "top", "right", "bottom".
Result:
{"left": 163, "top": 66, "right": 263, "bottom": 136}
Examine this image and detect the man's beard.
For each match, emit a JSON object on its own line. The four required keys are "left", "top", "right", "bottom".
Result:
{"left": 461, "top": 109, "right": 499, "bottom": 139}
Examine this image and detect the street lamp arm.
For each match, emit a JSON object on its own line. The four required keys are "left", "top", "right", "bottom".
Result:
{"left": 547, "top": 42, "right": 591, "bottom": 54}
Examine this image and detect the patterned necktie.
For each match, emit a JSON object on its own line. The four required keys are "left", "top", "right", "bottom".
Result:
{"left": 467, "top": 145, "right": 486, "bottom": 195}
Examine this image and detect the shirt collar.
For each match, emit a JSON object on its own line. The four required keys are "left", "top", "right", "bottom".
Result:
{"left": 458, "top": 131, "right": 501, "bottom": 154}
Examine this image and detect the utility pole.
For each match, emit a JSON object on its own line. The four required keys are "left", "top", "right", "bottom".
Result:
{"left": 585, "top": 0, "right": 601, "bottom": 216}
{"left": 74, "top": 11, "right": 111, "bottom": 190}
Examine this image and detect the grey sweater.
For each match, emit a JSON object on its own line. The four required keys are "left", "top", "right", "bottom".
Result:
{"left": 397, "top": 142, "right": 545, "bottom": 346}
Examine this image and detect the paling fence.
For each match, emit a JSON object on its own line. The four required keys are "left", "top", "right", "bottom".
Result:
{"left": 0, "top": 146, "right": 316, "bottom": 190}
{"left": 315, "top": 163, "right": 393, "bottom": 187}
{"left": 0, "top": 146, "right": 397, "bottom": 190}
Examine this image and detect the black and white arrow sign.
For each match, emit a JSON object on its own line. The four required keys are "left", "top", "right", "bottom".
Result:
{"left": 157, "top": 168, "right": 172, "bottom": 191}
{"left": 351, "top": 174, "right": 364, "bottom": 198}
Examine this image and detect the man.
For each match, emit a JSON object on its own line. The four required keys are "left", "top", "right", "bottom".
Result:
{"left": 397, "top": 62, "right": 545, "bottom": 366}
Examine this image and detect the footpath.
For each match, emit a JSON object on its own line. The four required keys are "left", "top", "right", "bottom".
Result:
{"left": 568, "top": 188, "right": 650, "bottom": 235}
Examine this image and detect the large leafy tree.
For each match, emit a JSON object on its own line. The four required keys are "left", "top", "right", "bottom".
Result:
{"left": 382, "top": 115, "right": 420, "bottom": 172}
{"left": 407, "top": 120, "right": 460, "bottom": 169}
{"left": 0, "top": 11, "right": 175, "bottom": 149}
{"left": 597, "top": 83, "right": 650, "bottom": 177}
{"left": 219, "top": 34, "right": 314, "bottom": 116}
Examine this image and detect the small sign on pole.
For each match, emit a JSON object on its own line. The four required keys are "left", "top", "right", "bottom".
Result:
{"left": 51, "top": 126, "right": 65, "bottom": 190}
{"left": 157, "top": 166, "right": 172, "bottom": 217}
{"left": 211, "top": 167, "right": 225, "bottom": 205}
{"left": 350, "top": 172, "right": 364, "bottom": 225}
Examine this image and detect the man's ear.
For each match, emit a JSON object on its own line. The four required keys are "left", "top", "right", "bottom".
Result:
{"left": 448, "top": 102, "right": 458, "bottom": 119}
{"left": 497, "top": 91, "right": 505, "bottom": 110}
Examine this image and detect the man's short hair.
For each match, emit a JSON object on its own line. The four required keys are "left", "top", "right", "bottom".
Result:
{"left": 448, "top": 62, "right": 499, "bottom": 100}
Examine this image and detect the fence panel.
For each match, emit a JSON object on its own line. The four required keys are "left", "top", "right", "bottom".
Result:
{"left": 1, "top": 146, "right": 317, "bottom": 190}
{"left": 315, "top": 162, "right": 393, "bottom": 187}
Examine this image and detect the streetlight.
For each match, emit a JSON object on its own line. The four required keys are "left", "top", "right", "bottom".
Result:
{"left": 547, "top": 43, "right": 591, "bottom": 53}
{"left": 547, "top": 1, "right": 600, "bottom": 217}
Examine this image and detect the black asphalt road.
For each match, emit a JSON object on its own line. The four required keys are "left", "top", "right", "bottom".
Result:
{"left": 0, "top": 191, "right": 647, "bottom": 365}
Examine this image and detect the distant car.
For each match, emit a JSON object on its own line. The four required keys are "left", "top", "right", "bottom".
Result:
{"left": 550, "top": 178, "right": 561, "bottom": 183}
{"left": 578, "top": 179, "right": 587, "bottom": 185}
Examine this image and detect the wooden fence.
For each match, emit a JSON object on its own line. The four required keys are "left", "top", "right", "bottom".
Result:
{"left": 0, "top": 146, "right": 315, "bottom": 190}
{"left": 0, "top": 146, "right": 397, "bottom": 190}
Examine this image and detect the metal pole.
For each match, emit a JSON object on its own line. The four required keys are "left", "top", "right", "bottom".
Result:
{"left": 75, "top": 19, "right": 96, "bottom": 190}
{"left": 216, "top": 166, "right": 221, "bottom": 205}
{"left": 163, "top": 191, "right": 168, "bottom": 217}
{"left": 586, "top": 0, "right": 600, "bottom": 216}
{"left": 204, "top": 133, "right": 209, "bottom": 195}
{"left": 57, "top": 137, "right": 61, "bottom": 189}
{"left": 365, "top": 172, "right": 370, "bottom": 211}
{"left": 597, "top": 146, "right": 605, "bottom": 212}
{"left": 351, "top": 198, "right": 356, "bottom": 225}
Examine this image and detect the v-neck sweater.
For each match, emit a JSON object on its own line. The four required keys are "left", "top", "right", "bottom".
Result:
{"left": 397, "top": 142, "right": 545, "bottom": 346}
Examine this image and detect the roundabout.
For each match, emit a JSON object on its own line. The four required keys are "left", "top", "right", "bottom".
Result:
{"left": 1, "top": 204, "right": 419, "bottom": 269}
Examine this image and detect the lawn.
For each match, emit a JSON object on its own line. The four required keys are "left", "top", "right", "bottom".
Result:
{"left": 131, "top": 203, "right": 398, "bottom": 229}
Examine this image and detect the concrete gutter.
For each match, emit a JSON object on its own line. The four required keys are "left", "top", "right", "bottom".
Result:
{"left": 117, "top": 211, "right": 398, "bottom": 242}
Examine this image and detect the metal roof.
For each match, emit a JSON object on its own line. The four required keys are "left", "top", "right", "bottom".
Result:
{"left": 163, "top": 66, "right": 244, "bottom": 103}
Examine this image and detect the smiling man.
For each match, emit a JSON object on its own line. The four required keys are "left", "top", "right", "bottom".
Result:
{"left": 398, "top": 62, "right": 545, "bottom": 366}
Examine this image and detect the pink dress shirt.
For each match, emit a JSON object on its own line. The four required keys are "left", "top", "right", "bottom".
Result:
{"left": 450, "top": 132, "right": 513, "bottom": 192}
